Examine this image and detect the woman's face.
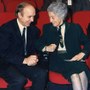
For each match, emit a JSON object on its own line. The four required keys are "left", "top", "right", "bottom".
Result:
{"left": 48, "top": 11, "right": 62, "bottom": 28}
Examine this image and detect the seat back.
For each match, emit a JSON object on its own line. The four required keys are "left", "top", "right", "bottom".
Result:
{"left": 5, "top": 0, "right": 23, "bottom": 12}
{"left": 49, "top": 71, "right": 71, "bottom": 84}
{"left": 0, "top": 78, "right": 8, "bottom": 88}
{"left": 35, "top": 0, "right": 44, "bottom": 10}
{"left": 23, "top": 0, "right": 36, "bottom": 8}
{"left": 0, "top": 77, "right": 32, "bottom": 88}
{"left": 0, "top": 2, "right": 4, "bottom": 12}
{"left": 72, "top": 11, "right": 90, "bottom": 34}
{"left": 0, "top": 12, "right": 16, "bottom": 26}
{"left": 72, "top": 11, "right": 90, "bottom": 68}
{"left": 36, "top": 11, "right": 50, "bottom": 34}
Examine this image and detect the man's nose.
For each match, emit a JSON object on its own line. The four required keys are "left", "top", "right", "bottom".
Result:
{"left": 31, "top": 17, "right": 34, "bottom": 22}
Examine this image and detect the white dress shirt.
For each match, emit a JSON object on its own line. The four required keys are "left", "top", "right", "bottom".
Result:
{"left": 57, "top": 24, "right": 66, "bottom": 51}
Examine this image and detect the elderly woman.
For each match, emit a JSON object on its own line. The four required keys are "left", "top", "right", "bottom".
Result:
{"left": 36, "top": 1, "right": 90, "bottom": 90}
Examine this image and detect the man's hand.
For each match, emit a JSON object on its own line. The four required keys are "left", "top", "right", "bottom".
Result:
{"left": 23, "top": 55, "right": 38, "bottom": 66}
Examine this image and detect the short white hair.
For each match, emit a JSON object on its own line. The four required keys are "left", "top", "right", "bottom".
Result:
{"left": 47, "top": 1, "right": 68, "bottom": 20}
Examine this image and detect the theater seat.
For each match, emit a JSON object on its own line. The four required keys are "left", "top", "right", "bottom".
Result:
{"left": 0, "top": 2, "right": 4, "bottom": 12}
{"left": 0, "top": 78, "right": 32, "bottom": 89}
{"left": 35, "top": 0, "right": 44, "bottom": 10}
{"left": 5, "top": 0, "right": 23, "bottom": 12}
{"left": 36, "top": 11, "right": 50, "bottom": 34}
{"left": 72, "top": 11, "right": 90, "bottom": 68}
{"left": 72, "top": 11, "right": 90, "bottom": 34}
{"left": 49, "top": 71, "right": 71, "bottom": 84}
{"left": 0, "top": 78, "right": 7, "bottom": 88}
{"left": 23, "top": 0, "right": 36, "bottom": 8}
{"left": 0, "top": 12, "right": 16, "bottom": 26}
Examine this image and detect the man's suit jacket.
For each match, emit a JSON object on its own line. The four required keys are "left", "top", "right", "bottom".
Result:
{"left": 36, "top": 22, "right": 90, "bottom": 71}
{"left": 0, "top": 19, "right": 40, "bottom": 70}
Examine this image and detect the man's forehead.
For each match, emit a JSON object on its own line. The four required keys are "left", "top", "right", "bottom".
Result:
{"left": 24, "top": 5, "right": 35, "bottom": 11}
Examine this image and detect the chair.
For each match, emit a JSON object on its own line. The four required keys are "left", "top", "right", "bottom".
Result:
{"left": 36, "top": 11, "right": 50, "bottom": 34}
{"left": 0, "top": 2, "right": 4, "bottom": 12}
{"left": 0, "top": 12, "right": 16, "bottom": 26}
{"left": 72, "top": 11, "right": 90, "bottom": 69}
{"left": 5, "top": 0, "right": 23, "bottom": 12}
{"left": 35, "top": 0, "right": 44, "bottom": 10}
{"left": 72, "top": 11, "right": 90, "bottom": 34}
{"left": 23, "top": 0, "right": 36, "bottom": 8}
{"left": 2, "top": 0, "right": 23, "bottom": 6}
{"left": 0, "top": 78, "right": 32, "bottom": 89}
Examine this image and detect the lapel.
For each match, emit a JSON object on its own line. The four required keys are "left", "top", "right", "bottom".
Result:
{"left": 64, "top": 22, "right": 71, "bottom": 49}
{"left": 49, "top": 24, "right": 61, "bottom": 45}
{"left": 13, "top": 19, "right": 23, "bottom": 41}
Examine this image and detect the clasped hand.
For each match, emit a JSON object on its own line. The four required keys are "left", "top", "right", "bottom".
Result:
{"left": 23, "top": 55, "right": 38, "bottom": 66}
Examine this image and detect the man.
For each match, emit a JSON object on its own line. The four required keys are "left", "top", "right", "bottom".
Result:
{"left": 0, "top": 2, "right": 47, "bottom": 90}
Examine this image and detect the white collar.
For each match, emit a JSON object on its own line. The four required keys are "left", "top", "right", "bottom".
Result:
{"left": 17, "top": 19, "right": 27, "bottom": 35}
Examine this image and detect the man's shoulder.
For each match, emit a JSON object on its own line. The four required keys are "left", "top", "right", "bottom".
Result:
{"left": 66, "top": 22, "right": 81, "bottom": 29}
{"left": 1, "top": 19, "right": 16, "bottom": 28}
{"left": 28, "top": 23, "right": 39, "bottom": 31}
{"left": 28, "top": 24, "right": 40, "bottom": 34}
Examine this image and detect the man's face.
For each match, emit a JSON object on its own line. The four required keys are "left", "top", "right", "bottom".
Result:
{"left": 48, "top": 11, "right": 61, "bottom": 28}
{"left": 18, "top": 5, "right": 36, "bottom": 27}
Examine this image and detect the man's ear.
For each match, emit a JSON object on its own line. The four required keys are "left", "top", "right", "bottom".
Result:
{"left": 18, "top": 12, "right": 23, "bottom": 18}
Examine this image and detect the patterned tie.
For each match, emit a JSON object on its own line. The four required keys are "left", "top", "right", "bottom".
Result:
{"left": 57, "top": 25, "right": 64, "bottom": 48}
{"left": 22, "top": 27, "right": 27, "bottom": 56}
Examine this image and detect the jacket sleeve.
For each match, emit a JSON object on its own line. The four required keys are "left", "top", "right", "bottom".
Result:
{"left": 77, "top": 24, "right": 90, "bottom": 59}
{"left": 0, "top": 26, "right": 24, "bottom": 65}
{"left": 35, "top": 25, "right": 48, "bottom": 51}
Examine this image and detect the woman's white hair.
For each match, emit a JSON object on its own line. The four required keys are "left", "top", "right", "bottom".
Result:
{"left": 47, "top": 0, "right": 68, "bottom": 20}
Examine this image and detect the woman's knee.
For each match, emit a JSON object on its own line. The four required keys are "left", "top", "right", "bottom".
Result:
{"left": 71, "top": 73, "right": 80, "bottom": 81}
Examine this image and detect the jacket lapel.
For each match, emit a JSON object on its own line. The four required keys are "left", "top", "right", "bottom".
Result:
{"left": 13, "top": 19, "right": 23, "bottom": 41}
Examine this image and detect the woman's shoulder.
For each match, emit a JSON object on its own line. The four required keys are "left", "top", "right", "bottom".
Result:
{"left": 65, "top": 22, "right": 82, "bottom": 30}
{"left": 43, "top": 23, "right": 52, "bottom": 27}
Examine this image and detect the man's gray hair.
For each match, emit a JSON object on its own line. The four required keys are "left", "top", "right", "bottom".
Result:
{"left": 47, "top": 1, "right": 68, "bottom": 20}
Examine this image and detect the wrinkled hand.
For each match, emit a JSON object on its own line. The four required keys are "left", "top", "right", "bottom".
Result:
{"left": 69, "top": 52, "right": 85, "bottom": 62}
{"left": 23, "top": 55, "right": 38, "bottom": 66}
{"left": 46, "top": 44, "right": 57, "bottom": 52}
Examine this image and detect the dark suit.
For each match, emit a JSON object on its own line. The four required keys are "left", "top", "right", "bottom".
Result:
{"left": 36, "top": 22, "right": 90, "bottom": 80}
{"left": 0, "top": 19, "right": 47, "bottom": 90}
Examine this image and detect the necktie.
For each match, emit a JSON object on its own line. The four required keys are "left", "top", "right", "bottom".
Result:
{"left": 22, "top": 27, "right": 27, "bottom": 56}
{"left": 57, "top": 25, "right": 64, "bottom": 48}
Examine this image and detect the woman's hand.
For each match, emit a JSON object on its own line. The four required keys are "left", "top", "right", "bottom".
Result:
{"left": 46, "top": 44, "right": 57, "bottom": 52}
{"left": 69, "top": 52, "right": 85, "bottom": 61}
